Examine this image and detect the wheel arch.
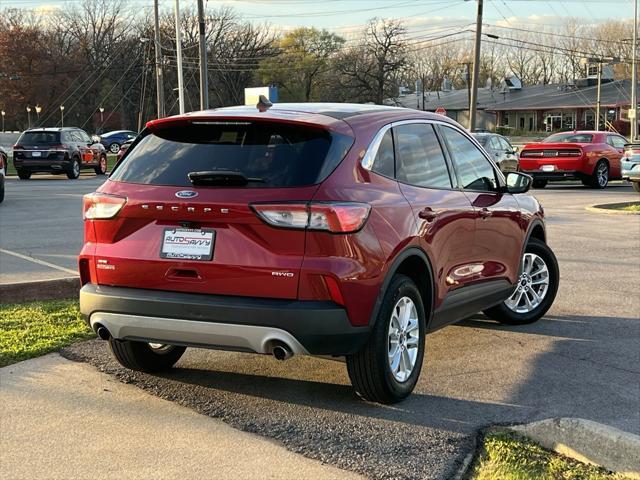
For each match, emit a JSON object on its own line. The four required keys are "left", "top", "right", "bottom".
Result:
{"left": 368, "top": 246, "right": 435, "bottom": 329}
{"left": 518, "top": 218, "right": 546, "bottom": 277}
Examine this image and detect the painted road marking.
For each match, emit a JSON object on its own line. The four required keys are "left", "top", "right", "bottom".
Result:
{"left": 0, "top": 249, "right": 78, "bottom": 276}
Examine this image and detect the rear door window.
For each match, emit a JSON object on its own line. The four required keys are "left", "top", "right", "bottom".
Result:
{"left": 394, "top": 123, "right": 452, "bottom": 189}
{"left": 110, "top": 122, "right": 353, "bottom": 188}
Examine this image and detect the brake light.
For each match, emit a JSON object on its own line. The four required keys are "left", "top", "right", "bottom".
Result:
{"left": 12, "top": 144, "right": 23, "bottom": 149}
{"left": 83, "top": 193, "right": 126, "bottom": 219}
{"left": 251, "top": 202, "right": 371, "bottom": 233}
{"left": 52, "top": 144, "right": 69, "bottom": 150}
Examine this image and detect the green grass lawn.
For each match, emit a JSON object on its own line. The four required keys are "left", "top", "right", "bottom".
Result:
{"left": 0, "top": 300, "right": 94, "bottom": 367}
{"left": 4, "top": 154, "right": 118, "bottom": 176}
{"left": 472, "top": 431, "right": 630, "bottom": 480}
{"left": 620, "top": 204, "right": 640, "bottom": 212}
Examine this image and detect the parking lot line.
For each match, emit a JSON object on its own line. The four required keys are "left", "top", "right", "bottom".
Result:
{"left": 0, "top": 248, "right": 78, "bottom": 276}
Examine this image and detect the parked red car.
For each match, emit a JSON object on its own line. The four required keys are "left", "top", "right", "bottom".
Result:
{"left": 519, "top": 130, "right": 626, "bottom": 189}
{"left": 79, "top": 103, "right": 559, "bottom": 403}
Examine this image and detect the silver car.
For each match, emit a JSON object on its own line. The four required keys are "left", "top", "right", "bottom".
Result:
{"left": 622, "top": 143, "right": 640, "bottom": 193}
{"left": 472, "top": 132, "right": 520, "bottom": 173}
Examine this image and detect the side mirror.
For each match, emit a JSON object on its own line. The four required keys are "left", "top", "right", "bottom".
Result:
{"left": 512, "top": 146, "right": 519, "bottom": 153}
{"left": 91, "top": 135, "right": 101, "bottom": 143}
{"left": 504, "top": 171, "right": 531, "bottom": 194}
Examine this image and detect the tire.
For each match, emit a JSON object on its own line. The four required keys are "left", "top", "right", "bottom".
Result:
{"left": 588, "top": 160, "right": 609, "bottom": 189}
{"left": 108, "top": 142, "right": 120, "bottom": 154}
{"left": 632, "top": 182, "right": 640, "bottom": 193}
{"left": 108, "top": 339, "right": 186, "bottom": 373}
{"left": 17, "top": 169, "right": 31, "bottom": 180}
{"left": 532, "top": 179, "right": 547, "bottom": 189}
{"left": 67, "top": 158, "right": 80, "bottom": 179}
{"left": 0, "top": 180, "right": 4, "bottom": 203}
{"left": 346, "top": 274, "right": 427, "bottom": 404}
{"left": 483, "top": 238, "right": 559, "bottom": 325}
{"left": 94, "top": 155, "right": 107, "bottom": 175}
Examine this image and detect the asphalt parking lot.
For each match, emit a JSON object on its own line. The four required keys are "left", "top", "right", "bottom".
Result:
{"left": 6, "top": 179, "right": 625, "bottom": 478}
{"left": 0, "top": 174, "right": 105, "bottom": 283}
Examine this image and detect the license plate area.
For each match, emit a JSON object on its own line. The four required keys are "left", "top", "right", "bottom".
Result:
{"left": 541, "top": 165, "right": 555, "bottom": 172}
{"left": 160, "top": 228, "right": 215, "bottom": 261}
{"left": 31, "top": 151, "right": 42, "bottom": 157}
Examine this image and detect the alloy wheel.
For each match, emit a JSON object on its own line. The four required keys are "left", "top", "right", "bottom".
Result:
{"left": 387, "top": 296, "right": 420, "bottom": 382}
{"left": 597, "top": 162, "right": 608, "bottom": 187}
{"left": 505, "top": 253, "right": 550, "bottom": 313}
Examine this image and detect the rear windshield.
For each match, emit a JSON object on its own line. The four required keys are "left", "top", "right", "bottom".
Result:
{"left": 473, "top": 135, "right": 488, "bottom": 146}
{"left": 18, "top": 131, "right": 60, "bottom": 144}
{"left": 543, "top": 133, "right": 593, "bottom": 143}
{"left": 110, "top": 122, "right": 353, "bottom": 188}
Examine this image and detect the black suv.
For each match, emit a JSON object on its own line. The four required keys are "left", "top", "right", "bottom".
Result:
{"left": 13, "top": 127, "right": 107, "bottom": 180}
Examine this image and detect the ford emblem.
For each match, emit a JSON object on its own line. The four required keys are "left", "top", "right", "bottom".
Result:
{"left": 175, "top": 190, "right": 198, "bottom": 199}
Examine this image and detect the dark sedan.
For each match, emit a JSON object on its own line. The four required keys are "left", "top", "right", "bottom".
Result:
{"left": 98, "top": 130, "right": 137, "bottom": 154}
{"left": 473, "top": 132, "right": 520, "bottom": 173}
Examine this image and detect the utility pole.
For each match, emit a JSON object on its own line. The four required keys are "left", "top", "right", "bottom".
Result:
{"left": 631, "top": 0, "right": 638, "bottom": 141}
{"left": 197, "top": 0, "right": 209, "bottom": 110}
{"left": 174, "top": 0, "right": 185, "bottom": 114}
{"left": 596, "top": 61, "right": 602, "bottom": 131}
{"left": 468, "top": 0, "right": 483, "bottom": 132}
{"left": 153, "top": 0, "right": 165, "bottom": 119}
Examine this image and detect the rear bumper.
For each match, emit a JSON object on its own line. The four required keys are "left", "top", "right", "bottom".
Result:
{"left": 80, "top": 283, "right": 369, "bottom": 356}
{"left": 523, "top": 170, "right": 586, "bottom": 181}
{"left": 13, "top": 158, "right": 71, "bottom": 172}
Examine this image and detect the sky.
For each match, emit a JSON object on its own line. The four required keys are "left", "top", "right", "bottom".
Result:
{"left": 0, "top": 0, "right": 635, "bottom": 35}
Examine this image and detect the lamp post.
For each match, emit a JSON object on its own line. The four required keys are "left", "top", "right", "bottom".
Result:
{"left": 60, "top": 105, "right": 65, "bottom": 127}
{"left": 35, "top": 105, "right": 42, "bottom": 125}
{"left": 1, "top": 110, "right": 5, "bottom": 133}
{"left": 26, "top": 106, "right": 31, "bottom": 129}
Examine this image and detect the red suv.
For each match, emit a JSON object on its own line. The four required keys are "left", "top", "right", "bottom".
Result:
{"left": 519, "top": 130, "right": 625, "bottom": 189}
{"left": 79, "top": 103, "right": 559, "bottom": 403}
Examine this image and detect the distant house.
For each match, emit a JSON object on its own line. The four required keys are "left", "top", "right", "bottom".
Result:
{"left": 393, "top": 76, "right": 638, "bottom": 135}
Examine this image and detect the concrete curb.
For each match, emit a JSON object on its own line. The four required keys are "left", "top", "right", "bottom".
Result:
{"left": 586, "top": 202, "right": 640, "bottom": 215}
{"left": 508, "top": 418, "right": 640, "bottom": 478}
{"left": 0, "top": 277, "right": 79, "bottom": 304}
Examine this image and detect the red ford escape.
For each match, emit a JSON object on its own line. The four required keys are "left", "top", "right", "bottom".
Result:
{"left": 79, "top": 103, "right": 559, "bottom": 404}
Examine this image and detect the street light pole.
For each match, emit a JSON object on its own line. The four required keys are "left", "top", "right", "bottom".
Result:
{"left": 468, "top": 0, "right": 483, "bottom": 131}
{"left": 197, "top": 0, "right": 209, "bottom": 110}
{"left": 60, "top": 105, "right": 65, "bottom": 127}
{"left": 26, "top": 106, "right": 31, "bottom": 129}
{"left": 1, "top": 111, "right": 5, "bottom": 133}
{"left": 153, "top": 0, "right": 165, "bottom": 118}
{"left": 174, "top": 0, "right": 185, "bottom": 114}
{"left": 35, "top": 105, "right": 41, "bottom": 126}
{"left": 631, "top": 0, "right": 638, "bottom": 141}
{"left": 596, "top": 61, "right": 602, "bottom": 131}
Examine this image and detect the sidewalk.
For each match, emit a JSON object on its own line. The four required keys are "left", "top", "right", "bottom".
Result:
{"left": 0, "top": 354, "right": 362, "bottom": 480}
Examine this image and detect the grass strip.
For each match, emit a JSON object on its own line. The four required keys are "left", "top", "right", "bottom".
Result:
{"left": 471, "top": 430, "right": 631, "bottom": 480}
{"left": 0, "top": 300, "right": 94, "bottom": 367}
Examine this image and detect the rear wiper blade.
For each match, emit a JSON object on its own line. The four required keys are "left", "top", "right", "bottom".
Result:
{"left": 187, "top": 170, "right": 264, "bottom": 186}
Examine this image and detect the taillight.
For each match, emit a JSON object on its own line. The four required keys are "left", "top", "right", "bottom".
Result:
{"left": 83, "top": 193, "right": 126, "bottom": 220}
{"left": 0, "top": 155, "right": 4, "bottom": 169}
{"left": 251, "top": 202, "right": 371, "bottom": 233}
{"left": 52, "top": 144, "right": 69, "bottom": 150}
{"left": 12, "top": 144, "right": 23, "bottom": 149}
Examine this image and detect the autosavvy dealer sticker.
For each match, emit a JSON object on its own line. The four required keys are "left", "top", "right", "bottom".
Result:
{"left": 160, "top": 228, "right": 215, "bottom": 260}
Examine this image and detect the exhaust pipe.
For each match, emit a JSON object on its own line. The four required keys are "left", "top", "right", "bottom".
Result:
{"left": 271, "top": 343, "right": 293, "bottom": 361}
{"left": 95, "top": 325, "right": 111, "bottom": 341}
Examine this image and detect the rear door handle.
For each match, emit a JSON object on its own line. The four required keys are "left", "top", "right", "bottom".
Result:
{"left": 419, "top": 207, "right": 438, "bottom": 222}
{"left": 479, "top": 208, "right": 492, "bottom": 219}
